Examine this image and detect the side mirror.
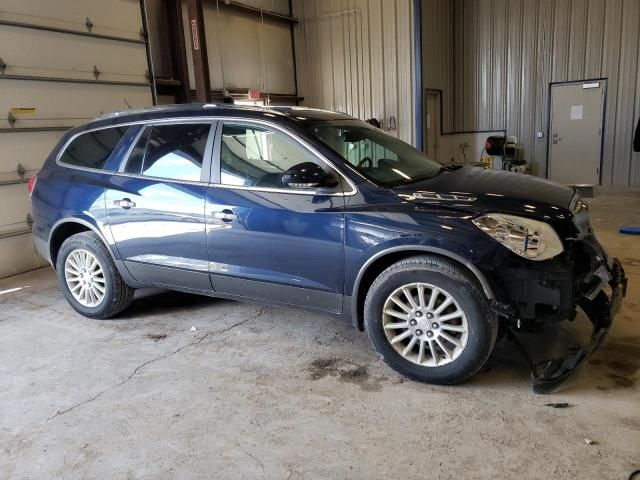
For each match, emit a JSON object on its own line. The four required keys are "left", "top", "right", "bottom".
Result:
{"left": 282, "top": 162, "right": 337, "bottom": 189}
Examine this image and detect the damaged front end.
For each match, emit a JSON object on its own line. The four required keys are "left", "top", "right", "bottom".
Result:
{"left": 491, "top": 223, "right": 628, "bottom": 393}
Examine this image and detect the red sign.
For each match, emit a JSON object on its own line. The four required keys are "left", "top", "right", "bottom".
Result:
{"left": 191, "top": 19, "right": 199, "bottom": 50}
{"left": 248, "top": 88, "right": 261, "bottom": 100}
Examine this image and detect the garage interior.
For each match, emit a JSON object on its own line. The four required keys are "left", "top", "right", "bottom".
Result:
{"left": 1, "top": 0, "right": 639, "bottom": 478}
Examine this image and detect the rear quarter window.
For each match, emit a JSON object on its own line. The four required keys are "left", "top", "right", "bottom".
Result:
{"left": 59, "top": 127, "right": 128, "bottom": 170}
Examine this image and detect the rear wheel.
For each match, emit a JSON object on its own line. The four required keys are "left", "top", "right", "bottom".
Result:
{"left": 56, "top": 232, "right": 135, "bottom": 319}
{"left": 364, "top": 255, "right": 497, "bottom": 384}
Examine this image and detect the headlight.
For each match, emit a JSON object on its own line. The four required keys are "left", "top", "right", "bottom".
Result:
{"left": 472, "top": 213, "right": 564, "bottom": 261}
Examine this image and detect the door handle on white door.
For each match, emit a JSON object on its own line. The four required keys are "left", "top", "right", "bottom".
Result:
{"left": 213, "top": 210, "right": 238, "bottom": 222}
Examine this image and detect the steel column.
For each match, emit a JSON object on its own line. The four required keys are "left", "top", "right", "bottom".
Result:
{"left": 186, "top": 0, "right": 211, "bottom": 103}
{"left": 165, "top": 0, "right": 192, "bottom": 103}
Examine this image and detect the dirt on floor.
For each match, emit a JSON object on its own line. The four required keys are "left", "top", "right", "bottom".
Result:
{"left": 0, "top": 193, "right": 639, "bottom": 479}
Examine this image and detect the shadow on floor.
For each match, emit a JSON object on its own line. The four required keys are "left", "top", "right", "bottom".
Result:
{"left": 118, "top": 288, "right": 230, "bottom": 319}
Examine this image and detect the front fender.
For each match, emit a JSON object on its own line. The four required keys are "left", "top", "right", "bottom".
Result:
{"left": 344, "top": 209, "right": 498, "bottom": 328}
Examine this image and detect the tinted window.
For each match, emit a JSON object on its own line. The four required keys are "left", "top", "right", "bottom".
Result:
{"left": 220, "top": 124, "right": 323, "bottom": 189}
{"left": 131, "top": 124, "right": 211, "bottom": 181}
{"left": 59, "top": 127, "right": 127, "bottom": 170}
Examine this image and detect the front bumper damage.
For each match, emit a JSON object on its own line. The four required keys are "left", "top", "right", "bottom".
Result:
{"left": 531, "top": 258, "right": 627, "bottom": 393}
{"left": 502, "top": 258, "right": 627, "bottom": 394}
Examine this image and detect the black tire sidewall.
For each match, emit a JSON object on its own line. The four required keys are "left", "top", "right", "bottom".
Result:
{"left": 365, "top": 267, "right": 494, "bottom": 384}
{"left": 56, "top": 234, "right": 119, "bottom": 318}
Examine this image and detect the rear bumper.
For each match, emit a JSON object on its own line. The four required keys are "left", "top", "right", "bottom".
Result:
{"left": 32, "top": 232, "right": 51, "bottom": 265}
{"left": 531, "top": 258, "right": 627, "bottom": 393}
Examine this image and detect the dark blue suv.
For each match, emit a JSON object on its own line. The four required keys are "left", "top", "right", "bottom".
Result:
{"left": 30, "top": 104, "right": 626, "bottom": 391}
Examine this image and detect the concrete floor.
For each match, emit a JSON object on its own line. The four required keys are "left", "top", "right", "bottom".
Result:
{"left": 1, "top": 193, "right": 639, "bottom": 480}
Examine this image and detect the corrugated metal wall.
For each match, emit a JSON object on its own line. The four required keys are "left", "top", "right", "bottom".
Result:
{"left": 292, "top": 0, "right": 416, "bottom": 145}
{"left": 423, "top": 0, "right": 640, "bottom": 186}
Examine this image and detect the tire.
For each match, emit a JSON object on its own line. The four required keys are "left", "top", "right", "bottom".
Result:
{"left": 364, "top": 255, "right": 497, "bottom": 385}
{"left": 55, "top": 231, "right": 135, "bottom": 319}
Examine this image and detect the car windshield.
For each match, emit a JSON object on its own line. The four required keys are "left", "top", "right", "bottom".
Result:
{"left": 304, "top": 120, "right": 443, "bottom": 187}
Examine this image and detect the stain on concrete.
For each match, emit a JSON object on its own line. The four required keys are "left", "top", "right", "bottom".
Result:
{"left": 606, "top": 373, "right": 635, "bottom": 388}
{"left": 146, "top": 333, "right": 167, "bottom": 342}
{"left": 624, "top": 302, "right": 639, "bottom": 313}
{"left": 619, "top": 257, "right": 640, "bottom": 268}
{"left": 308, "top": 357, "right": 382, "bottom": 391}
{"left": 599, "top": 340, "right": 640, "bottom": 377}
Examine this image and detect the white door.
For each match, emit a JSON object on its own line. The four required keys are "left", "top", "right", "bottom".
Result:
{"left": 548, "top": 81, "right": 606, "bottom": 185}
{"left": 0, "top": 0, "right": 153, "bottom": 278}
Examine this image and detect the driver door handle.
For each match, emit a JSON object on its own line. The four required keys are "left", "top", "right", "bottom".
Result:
{"left": 213, "top": 210, "right": 238, "bottom": 222}
{"left": 114, "top": 198, "right": 136, "bottom": 209}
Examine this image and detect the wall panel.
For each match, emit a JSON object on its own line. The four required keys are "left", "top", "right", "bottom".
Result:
{"left": 600, "top": 0, "right": 624, "bottom": 185}
{"left": 611, "top": 0, "right": 640, "bottom": 185}
{"left": 491, "top": 0, "right": 507, "bottom": 132}
{"left": 293, "top": 0, "right": 416, "bottom": 145}
{"left": 533, "top": 0, "right": 554, "bottom": 176}
{"left": 568, "top": 0, "right": 588, "bottom": 80}
{"left": 422, "top": 0, "right": 640, "bottom": 186}
{"left": 505, "top": 0, "right": 522, "bottom": 139}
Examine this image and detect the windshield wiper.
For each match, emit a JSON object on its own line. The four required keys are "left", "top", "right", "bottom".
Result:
{"left": 397, "top": 165, "right": 461, "bottom": 186}
{"left": 435, "top": 164, "right": 463, "bottom": 174}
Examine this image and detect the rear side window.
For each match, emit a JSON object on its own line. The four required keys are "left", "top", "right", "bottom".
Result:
{"left": 59, "top": 127, "right": 127, "bottom": 170}
{"left": 125, "top": 124, "right": 211, "bottom": 182}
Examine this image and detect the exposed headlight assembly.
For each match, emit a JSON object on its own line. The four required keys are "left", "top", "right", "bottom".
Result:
{"left": 472, "top": 213, "right": 564, "bottom": 261}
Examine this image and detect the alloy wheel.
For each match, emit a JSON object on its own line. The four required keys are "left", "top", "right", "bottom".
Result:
{"left": 64, "top": 249, "right": 106, "bottom": 307}
{"left": 382, "top": 282, "right": 469, "bottom": 367}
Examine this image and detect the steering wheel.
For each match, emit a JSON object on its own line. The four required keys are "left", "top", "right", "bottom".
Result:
{"left": 357, "top": 157, "right": 373, "bottom": 168}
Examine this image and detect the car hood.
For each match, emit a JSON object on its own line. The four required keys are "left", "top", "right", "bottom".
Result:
{"left": 392, "top": 166, "right": 576, "bottom": 218}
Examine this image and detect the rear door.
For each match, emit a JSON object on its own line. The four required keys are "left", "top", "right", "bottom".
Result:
{"left": 105, "top": 121, "right": 215, "bottom": 291}
{"left": 205, "top": 120, "right": 348, "bottom": 313}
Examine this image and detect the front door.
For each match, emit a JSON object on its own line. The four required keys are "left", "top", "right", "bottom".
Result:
{"left": 548, "top": 80, "right": 606, "bottom": 185}
{"left": 105, "top": 121, "right": 215, "bottom": 291}
{"left": 205, "top": 121, "right": 346, "bottom": 313}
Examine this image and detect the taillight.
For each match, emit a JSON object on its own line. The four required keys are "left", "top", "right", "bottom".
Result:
{"left": 27, "top": 175, "right": 37, "bottom": 197}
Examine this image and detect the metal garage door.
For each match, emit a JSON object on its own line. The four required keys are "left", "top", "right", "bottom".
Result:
{"left": 0, "top": 0, "right": 155, "bottom": 278}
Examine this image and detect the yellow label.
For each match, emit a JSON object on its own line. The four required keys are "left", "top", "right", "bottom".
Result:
{"left": 10, "top": 107, "right": 36, "bottom": 115}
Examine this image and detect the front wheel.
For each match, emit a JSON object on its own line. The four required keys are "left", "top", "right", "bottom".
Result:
{"left": 56, "top": 231, "right": 135, "bottom": 319}
{"left": 364, "top": 255, "right": 497, "bottom": 385}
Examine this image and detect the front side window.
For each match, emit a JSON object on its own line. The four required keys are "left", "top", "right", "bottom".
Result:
{"left": 59, "top": 127, "right": 127, "bottom": 170}
{"left": 305, "top": 120, "right": 443, "bottom": 187}
{"left": 220, "top": 123, "right": 326, "bottom": 189}
{"left": 125, "top": 124, "right": 211, "bottom": 182}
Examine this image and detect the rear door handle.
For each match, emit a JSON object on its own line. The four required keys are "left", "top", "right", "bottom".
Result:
{"left": 213, "top": 209, "right": 238, "bottom": 222}
{"left": 114, "top": 198, "right": 136, "bottom": 209}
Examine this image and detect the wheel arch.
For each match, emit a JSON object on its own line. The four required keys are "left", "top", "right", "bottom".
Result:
{"left": 49, "top": 218, "right": 118, "bottom": 270}
{"left": 350, "top": 246, "right": 494, "bottom": 331}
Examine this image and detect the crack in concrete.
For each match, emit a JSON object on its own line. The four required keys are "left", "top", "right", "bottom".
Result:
{"left": 233, "top": 440, "right": 265, "bottom": 472}
{"left": 14, "top": 297, "right": 67, "bottom": 316}
{"left": 46, "top": 306, "right": 268, "bottom": 422}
